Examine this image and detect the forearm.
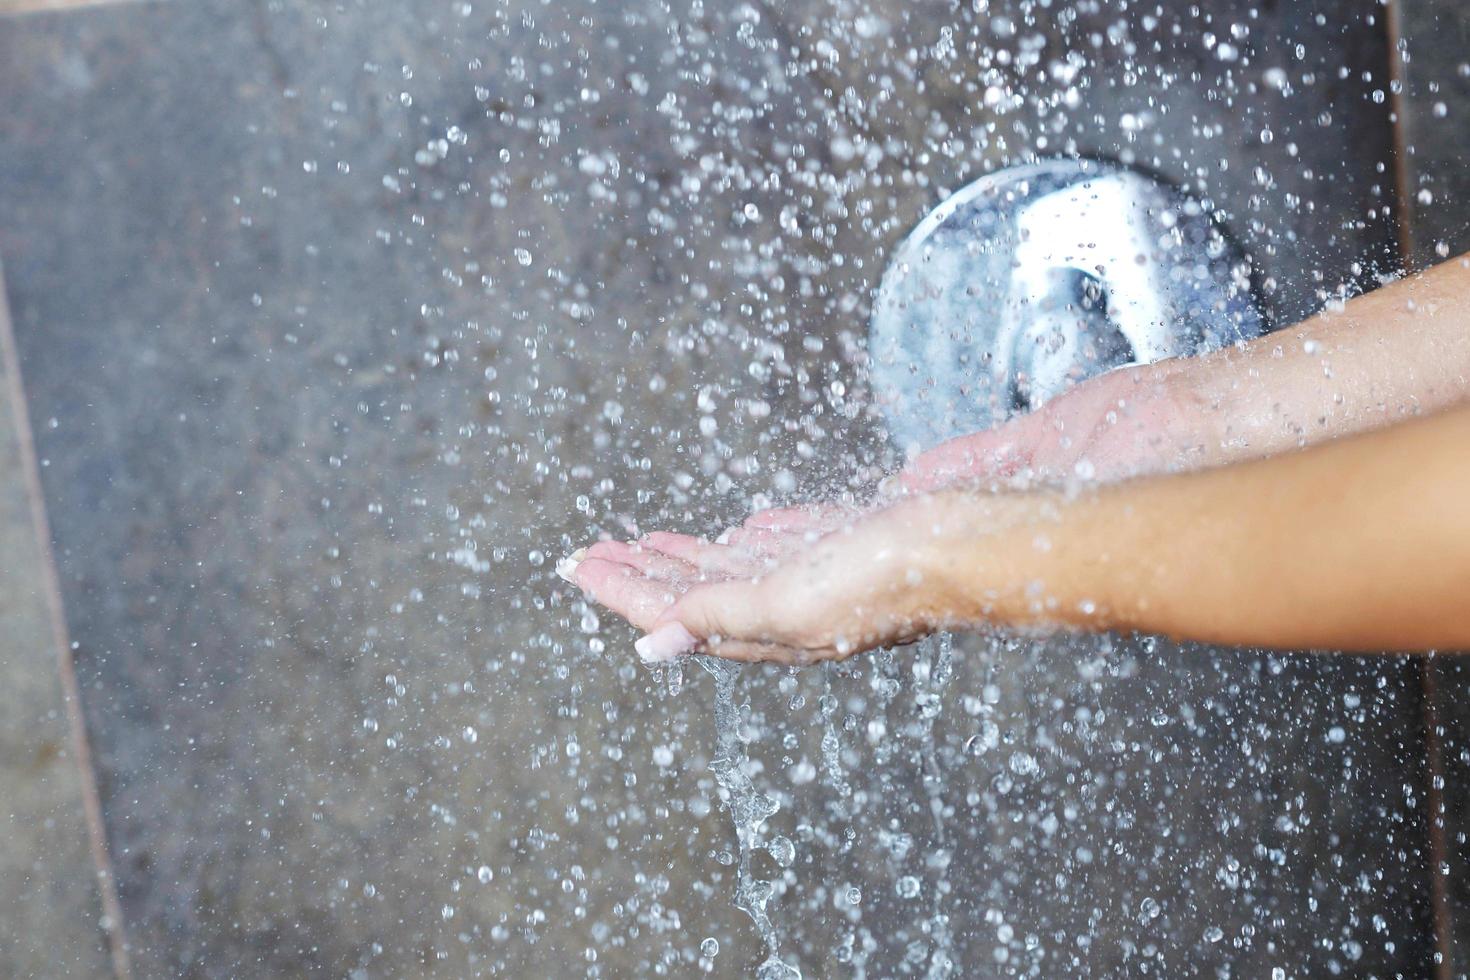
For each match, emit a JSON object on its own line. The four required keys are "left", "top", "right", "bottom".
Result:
{"left": 932, "top": 406, "right": 1470, "bottom": 652}
{"left": 1167, "top": 253, "right": 1470, "bottom": 466}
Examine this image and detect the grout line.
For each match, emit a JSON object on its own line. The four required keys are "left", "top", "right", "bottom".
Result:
{"left": 1422, "top": 658, "right": 1454, "bottom": 978}
{"left": 1385, "top": 0, "right": 1419, "bottom": 266}
{"left": 1383, "top": 3, "right": 1452, "bottom": 976}
{"left": 0, "top": 266, "right": 133, "bottom": 980}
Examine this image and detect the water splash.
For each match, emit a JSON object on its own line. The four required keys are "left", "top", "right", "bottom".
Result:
{"left": 914, "top": 632, "right": 957, "bottom": 978}
{"left": 820, "top": 663, "right": 852, "bottom": 801}
{"left": 699, "top": 657, "right": 801, "bottom": 980}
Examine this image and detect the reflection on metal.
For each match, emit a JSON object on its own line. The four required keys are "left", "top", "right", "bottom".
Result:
{"left": 869, "top": 158, "right": 1267, "bottom": 451}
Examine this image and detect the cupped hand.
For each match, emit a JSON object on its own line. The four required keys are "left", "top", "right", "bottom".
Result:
{"left": 560, "top": 495, "right": 960, "bottom": 665}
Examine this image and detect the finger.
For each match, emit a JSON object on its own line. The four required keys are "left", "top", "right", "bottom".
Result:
{"left": 655, "top": 577, "right": 781, "bottom": 647}
{"left": 717, "top": 525, "right": 802, "bottom": 555}
{"left": 633, "top": 622, "right": 700, "bottom": 663}
{"left": 584, "top": 539, "right": 700, "bottom": 585}
{"left": 630, "top": 627, "right": 836, "bottom": 666}
{"left": 641, "top": 531, "right": 771, "bottom": 577}
{"left": 572, "top": 557, "right": 683, "bottom": 631}
{"left": 639, "top": 530, "right": 715, "bottom": 562}
{"left": 702, "top": 640, "right": 837, "bottom": 665}
{"left": 742, "top": 503, "right": 852, "bottom": 533}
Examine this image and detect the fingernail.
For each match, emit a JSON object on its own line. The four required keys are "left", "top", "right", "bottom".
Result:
{"left": 715, "top": 528, "right": 733, "bottom": 545}
{"left": 555, "top": 548, "right": 588, "bottom": 583}
{"left": 634, "top": 623, "right": 698, "bottom": 663}
{"left": 877, "top": 475, "right": 903, "bottom": 498}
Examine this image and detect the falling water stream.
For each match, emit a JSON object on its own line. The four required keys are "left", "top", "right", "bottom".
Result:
{"left": 914, "top": 633, "right": 956, "bottom": 978}
{"left": 699, "top": 657, "right": 800, "bottom": 980}
{"left": 697, "top": 631, "right": 966, "bottom": 976}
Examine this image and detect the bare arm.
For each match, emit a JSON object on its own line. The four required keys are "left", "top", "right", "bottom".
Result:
{"left": 1181, "top": 254, "right": 1470, "bottom": 465}
{"left": 568, "top": 254, "right": 1470, "bottom": 663}
{"left": 570, "top": 404, "right": 1470, "bottom": 662}
{"left": 928, "top": 404, "right": 1470, "bottom": 653}
{"left": 902, "top": 253, "right": 1470, "bottom": 488}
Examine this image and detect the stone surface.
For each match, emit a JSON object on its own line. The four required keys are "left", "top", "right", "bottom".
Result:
{"left": 0, "top": 0, "right": 1440, "bottom": 975}
{"left": 0, "top": 269, "right": 115, "bottom": 977}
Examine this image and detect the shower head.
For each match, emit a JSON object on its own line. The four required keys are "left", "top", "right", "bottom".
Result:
{"left": 868, "top": 158, "right": 1266, "bottom": 453}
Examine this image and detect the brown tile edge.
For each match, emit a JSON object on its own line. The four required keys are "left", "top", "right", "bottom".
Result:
{"left": 1386, "top": 0, "right": 1419, "bottom": 267}
{"left": 0, "top": 265, "right": 133, "bottom": 980}
{"left": 1421, "top": 659, "right": 1454, "bottom": 978}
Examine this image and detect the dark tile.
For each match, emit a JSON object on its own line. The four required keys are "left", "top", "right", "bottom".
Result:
{"left": 1397, "top": 4, "right": 1470, "bottom": 267}
{"left": 0, "top": 273, "right": 114, "bottom": 976}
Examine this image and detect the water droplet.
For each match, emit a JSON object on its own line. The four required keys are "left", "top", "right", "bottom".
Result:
{"left": 964, "top": 721, "right": 1000, "bottom": 755}
{"left": 755, "top": 958, "right": 801, "bottom": 980}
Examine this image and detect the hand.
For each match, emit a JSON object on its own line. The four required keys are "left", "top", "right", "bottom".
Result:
{"left": 719, "top": 359, "right": 1204, "bottom": 551}
{"left": 895, "top": 359, "right": 1210, "bottom": 491}
{"left": 561, "top": 495, "right": 962, "bottom": 665}
{"left": 720, "top": 361, "right": 1194, "bottom": 550}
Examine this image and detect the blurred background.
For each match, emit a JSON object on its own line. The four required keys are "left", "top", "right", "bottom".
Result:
{"left": 4, "top": 0, "right": 1470, "bottom": 976}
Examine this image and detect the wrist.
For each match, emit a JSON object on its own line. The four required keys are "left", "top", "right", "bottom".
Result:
{"left": 917, "top": 483, "right": 1149, "bottom": 636}
{"left": 913, "top": 488, "right": 1075, "bottom": 631}
{"left": 887, "top": 490, "right": 979, "bottom": 630}
{"left": 1144, "top": 355, "right": 1231, "bottom": 473}
{"left": 1039, "top": 359, "right": 1221, "bottom": 483}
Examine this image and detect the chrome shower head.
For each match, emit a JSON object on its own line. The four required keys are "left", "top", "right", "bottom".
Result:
{"left": 869, "top": 158, "right": 1265, "bottom": 452}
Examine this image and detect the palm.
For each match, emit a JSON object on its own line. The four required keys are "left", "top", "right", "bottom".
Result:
{"left": 564, "top": 498, "right": 944, "bottom": 664}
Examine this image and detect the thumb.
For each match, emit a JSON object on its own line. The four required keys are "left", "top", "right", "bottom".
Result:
{"left": 646, "top": 578, "right": 774, "bottom": 652}
{"left": 632, "top": 581, "right": 770, "bottom": 667}
{"left": 633, "top": 623, "right": 699, "bottom": 664}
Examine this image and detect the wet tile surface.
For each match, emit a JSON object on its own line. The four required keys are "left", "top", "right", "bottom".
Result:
{"left": 0, "top": 273, "right": 114, "bottom": 976}
{"left": 0, "top": 0, "right": 1440, "bottom": 975}
{"left": 1398, "top": 3, "right": 1470, "bottom": 974}
{"left": 1398, "top": 3, "right": 1470, "bottom": 267}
